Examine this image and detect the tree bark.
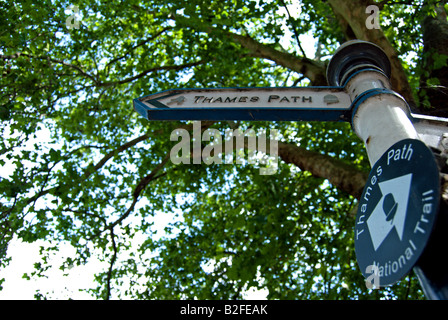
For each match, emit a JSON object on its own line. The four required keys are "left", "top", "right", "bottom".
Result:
{"left": 215, "top": 137, "right": 369, "bottom": 199}
{"left": 226, "top": 33, "right": 328, "bottom": 86}
{"left": 277, "top": 142, "right": 368, "bottom": 199}
{"left": 171, "top": 14, "right": 328, "bottom": 86}
{"left": 327, "top": 0, "right": 416, "bottom": 109}
{"left": 419, "top": 4, "right": 448, "bottom": 117}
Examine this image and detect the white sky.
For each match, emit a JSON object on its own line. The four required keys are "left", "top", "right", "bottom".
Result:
{"left": 0, "top": 239, "right": 101, "bottom": 299}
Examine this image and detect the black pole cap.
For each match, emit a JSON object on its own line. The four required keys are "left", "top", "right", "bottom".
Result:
{"left": 326, "top": 40, "right": 391, "bottom": 87}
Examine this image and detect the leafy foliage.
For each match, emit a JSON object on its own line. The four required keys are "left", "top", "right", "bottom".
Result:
{"left": 0, "top": 0, "right": 442, "bottom": 299}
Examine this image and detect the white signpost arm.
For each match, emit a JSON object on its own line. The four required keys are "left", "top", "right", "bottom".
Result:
{"left": 133, "top": 87, "right": 353, "bottom": 122}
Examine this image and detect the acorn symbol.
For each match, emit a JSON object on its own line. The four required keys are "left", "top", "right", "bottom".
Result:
{"left": 383, "top": 193, "right": 398, "bottom": 223}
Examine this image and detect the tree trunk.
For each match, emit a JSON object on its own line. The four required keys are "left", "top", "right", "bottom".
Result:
{"left": 226, "top": 33, "right": 328, "bottom": 86}
{"left": 327, "top": 0, "right": 416, "bottom": 109}
{"left": 277, "top": 142, "right": 368, "bottom": 199}
{"left": 419, "top": 4, "right": 448, "bottom": 118}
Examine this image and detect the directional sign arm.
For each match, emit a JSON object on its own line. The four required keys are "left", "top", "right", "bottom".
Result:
{"left": 133, "top": 87, "right": 352, "bottom": 122}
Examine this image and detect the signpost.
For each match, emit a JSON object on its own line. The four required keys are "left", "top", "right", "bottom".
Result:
{"left": 133, "top": 40, "right": 448, "bottom": 300}
{"left": 133, "top": 87, "right": 352, "bottom": 121}
{"left": 354, "top": 139, "right": 440, "bottom": 287}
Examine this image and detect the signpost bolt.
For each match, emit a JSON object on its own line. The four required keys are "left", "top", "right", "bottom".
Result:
{"left": 441, "top": 133, "right": 448, "bottom": 151}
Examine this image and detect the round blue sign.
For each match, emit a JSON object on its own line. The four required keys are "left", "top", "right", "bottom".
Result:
{"left": 355, "top": 139, "right": 440, "bottom": 287}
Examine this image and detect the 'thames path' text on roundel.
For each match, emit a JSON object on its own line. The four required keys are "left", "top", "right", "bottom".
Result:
{"left": 355, "top": 139, "right": 440, "bottom": 287}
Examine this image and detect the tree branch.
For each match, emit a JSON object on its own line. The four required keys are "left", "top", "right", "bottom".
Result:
{"left": 277, "top": 141, "right": 368, "bottom": 199}
{"left": 224, "top": 32, "right": 327, "bottom": 85}
{"left": 26, "top": 120, "right": 216, "bottom": 209}
{"left": 377, "top": 0, "right": 421, "bottom": 10}
{"left": 169, "top": 14, "right": 327, "bottom": 85}
{"left": 105, "top": 228, "right": 118, "bottom": 300}
{"left": 197, "top": 128, "right": 368, "bottom": 199}
{"left": 1, "top": 52, "right": 98, "bottom": 84}
{"left": 91, "top": 121, "right": 217, "bottom": 238}
{"left": 1, "top": 52, "right": 203, "bottom": 89}
{"left": 327, "top": 0, "right": 416, "bottom": 108}
{"left": 105, "top": 27, "right": 171, "bottom": 69}
{"left": 97, "top": 60, "right": 204, "bottom": 87}
{"left": 82, "top": 134, "right": 150, "bottom": 180}
{"left": 132, "top": 155, "right": 171, "bottom": 199}
{"left": 90, "top": 156, "right": 170, "bottom": 241}
{"left": 25, "top": 134, "right": 151, "bottom": 206}
{"left": 279, "top": 0, "right": 308, "bottom": 58}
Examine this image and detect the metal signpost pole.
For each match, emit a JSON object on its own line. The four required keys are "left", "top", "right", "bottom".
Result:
{"left": 134, "top": 40, "right": 448, "bottom": 299}
{"left": 327, "top": 40, "right": 448, "bottom": 299}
